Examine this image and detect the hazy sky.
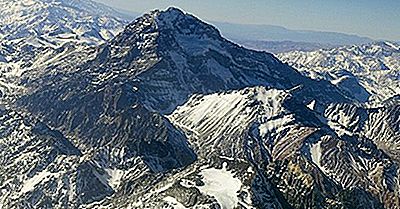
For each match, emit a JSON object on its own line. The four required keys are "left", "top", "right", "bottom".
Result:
{"left": 93, "top": 0, "right": 400, "bottom": 41}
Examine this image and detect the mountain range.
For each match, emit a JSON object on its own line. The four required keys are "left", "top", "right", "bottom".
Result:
{"left": 0, "top": 0, "right": 399, "bottom": 209}
{"left": 229, "top": 40, "right": 335, "bottom": 54}
{"left": 278, "top": 41, "right": 400, "bottom": 105}
{"left": 0, "top": 0, "right": 133, "bottom": 46}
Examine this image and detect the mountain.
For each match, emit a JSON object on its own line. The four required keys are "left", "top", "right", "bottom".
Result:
{"left": 0, "top": 6, "right": 399, "bottom": 209}
{"left": 211, "top": 21, "right": 374, "bottom": 46}
{"left": 278, "top": 41, "right": 400, "bottom": 105}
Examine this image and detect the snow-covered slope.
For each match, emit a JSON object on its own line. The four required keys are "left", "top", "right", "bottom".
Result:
{"left": 168, "top": 87, "right": 296, "bottom": 158}
{"left": 278, "top": 42, "right": 400, "bottom": 105}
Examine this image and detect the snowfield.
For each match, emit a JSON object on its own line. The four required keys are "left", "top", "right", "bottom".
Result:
{"left": 198, "top": 163, "right": 242, "bottom": 209}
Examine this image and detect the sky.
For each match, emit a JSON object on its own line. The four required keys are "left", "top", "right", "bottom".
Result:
{"left": 93, "top": 0, "right": 400, "bottom": 41}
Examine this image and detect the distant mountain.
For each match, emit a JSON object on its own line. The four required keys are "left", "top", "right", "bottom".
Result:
{"left": 212, "top": 21, "right": 374, "bottom": 46}
{"left": 58, "top": 0, "right": 138, "bottom": 20}
{"left": 233, "top": 40, "right": 335, "bottom": 54}
{"left": 0, "top": 0, "right": 132, "bottom": 47}
{"left": 278, "top": 41, "right": 400, "bottom": 105}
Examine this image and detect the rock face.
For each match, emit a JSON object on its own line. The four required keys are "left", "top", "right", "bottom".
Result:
{"left": 0, "top": 5, "right": 399, "bottom": 209}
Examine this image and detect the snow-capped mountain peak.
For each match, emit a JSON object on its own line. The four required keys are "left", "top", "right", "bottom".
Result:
{"left": 125, "top": 7, "right": 219, "bottom": 33}
{"left": 110, "top": 6, "right": 223, "bottom": 54}
{"left": 155, "top": 7, "right": 221, "bottom": 37}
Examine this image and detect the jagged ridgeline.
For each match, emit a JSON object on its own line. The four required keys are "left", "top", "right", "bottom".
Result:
{"left": 0, "top": 1, "right": 399, "bottom": 209}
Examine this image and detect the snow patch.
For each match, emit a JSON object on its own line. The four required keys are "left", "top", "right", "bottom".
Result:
{"left": 20, "top": 170, "right": 53, "bottom": 194}
{"left": 197, "top": 163, "right": 242, "bottom": 209}
{"left": 163, "top": 196, "right": 186, "bottom": 209}
{"left": 105, "top": 168, "right": 125, "bottom": 190}
{"left": 330, "top": 76, "right": 348, "bottom": 85}
{"left": 307, "top": 100, "right": 316, "bottom": 110}
{"left": 259, "top": 115, "right": 294, "bottom": 137}
{"left": 310, "top": 141, "right": 323, "bottom": 168}
{"left": 309, "top": 139, "right": 329, "bottom": 173}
